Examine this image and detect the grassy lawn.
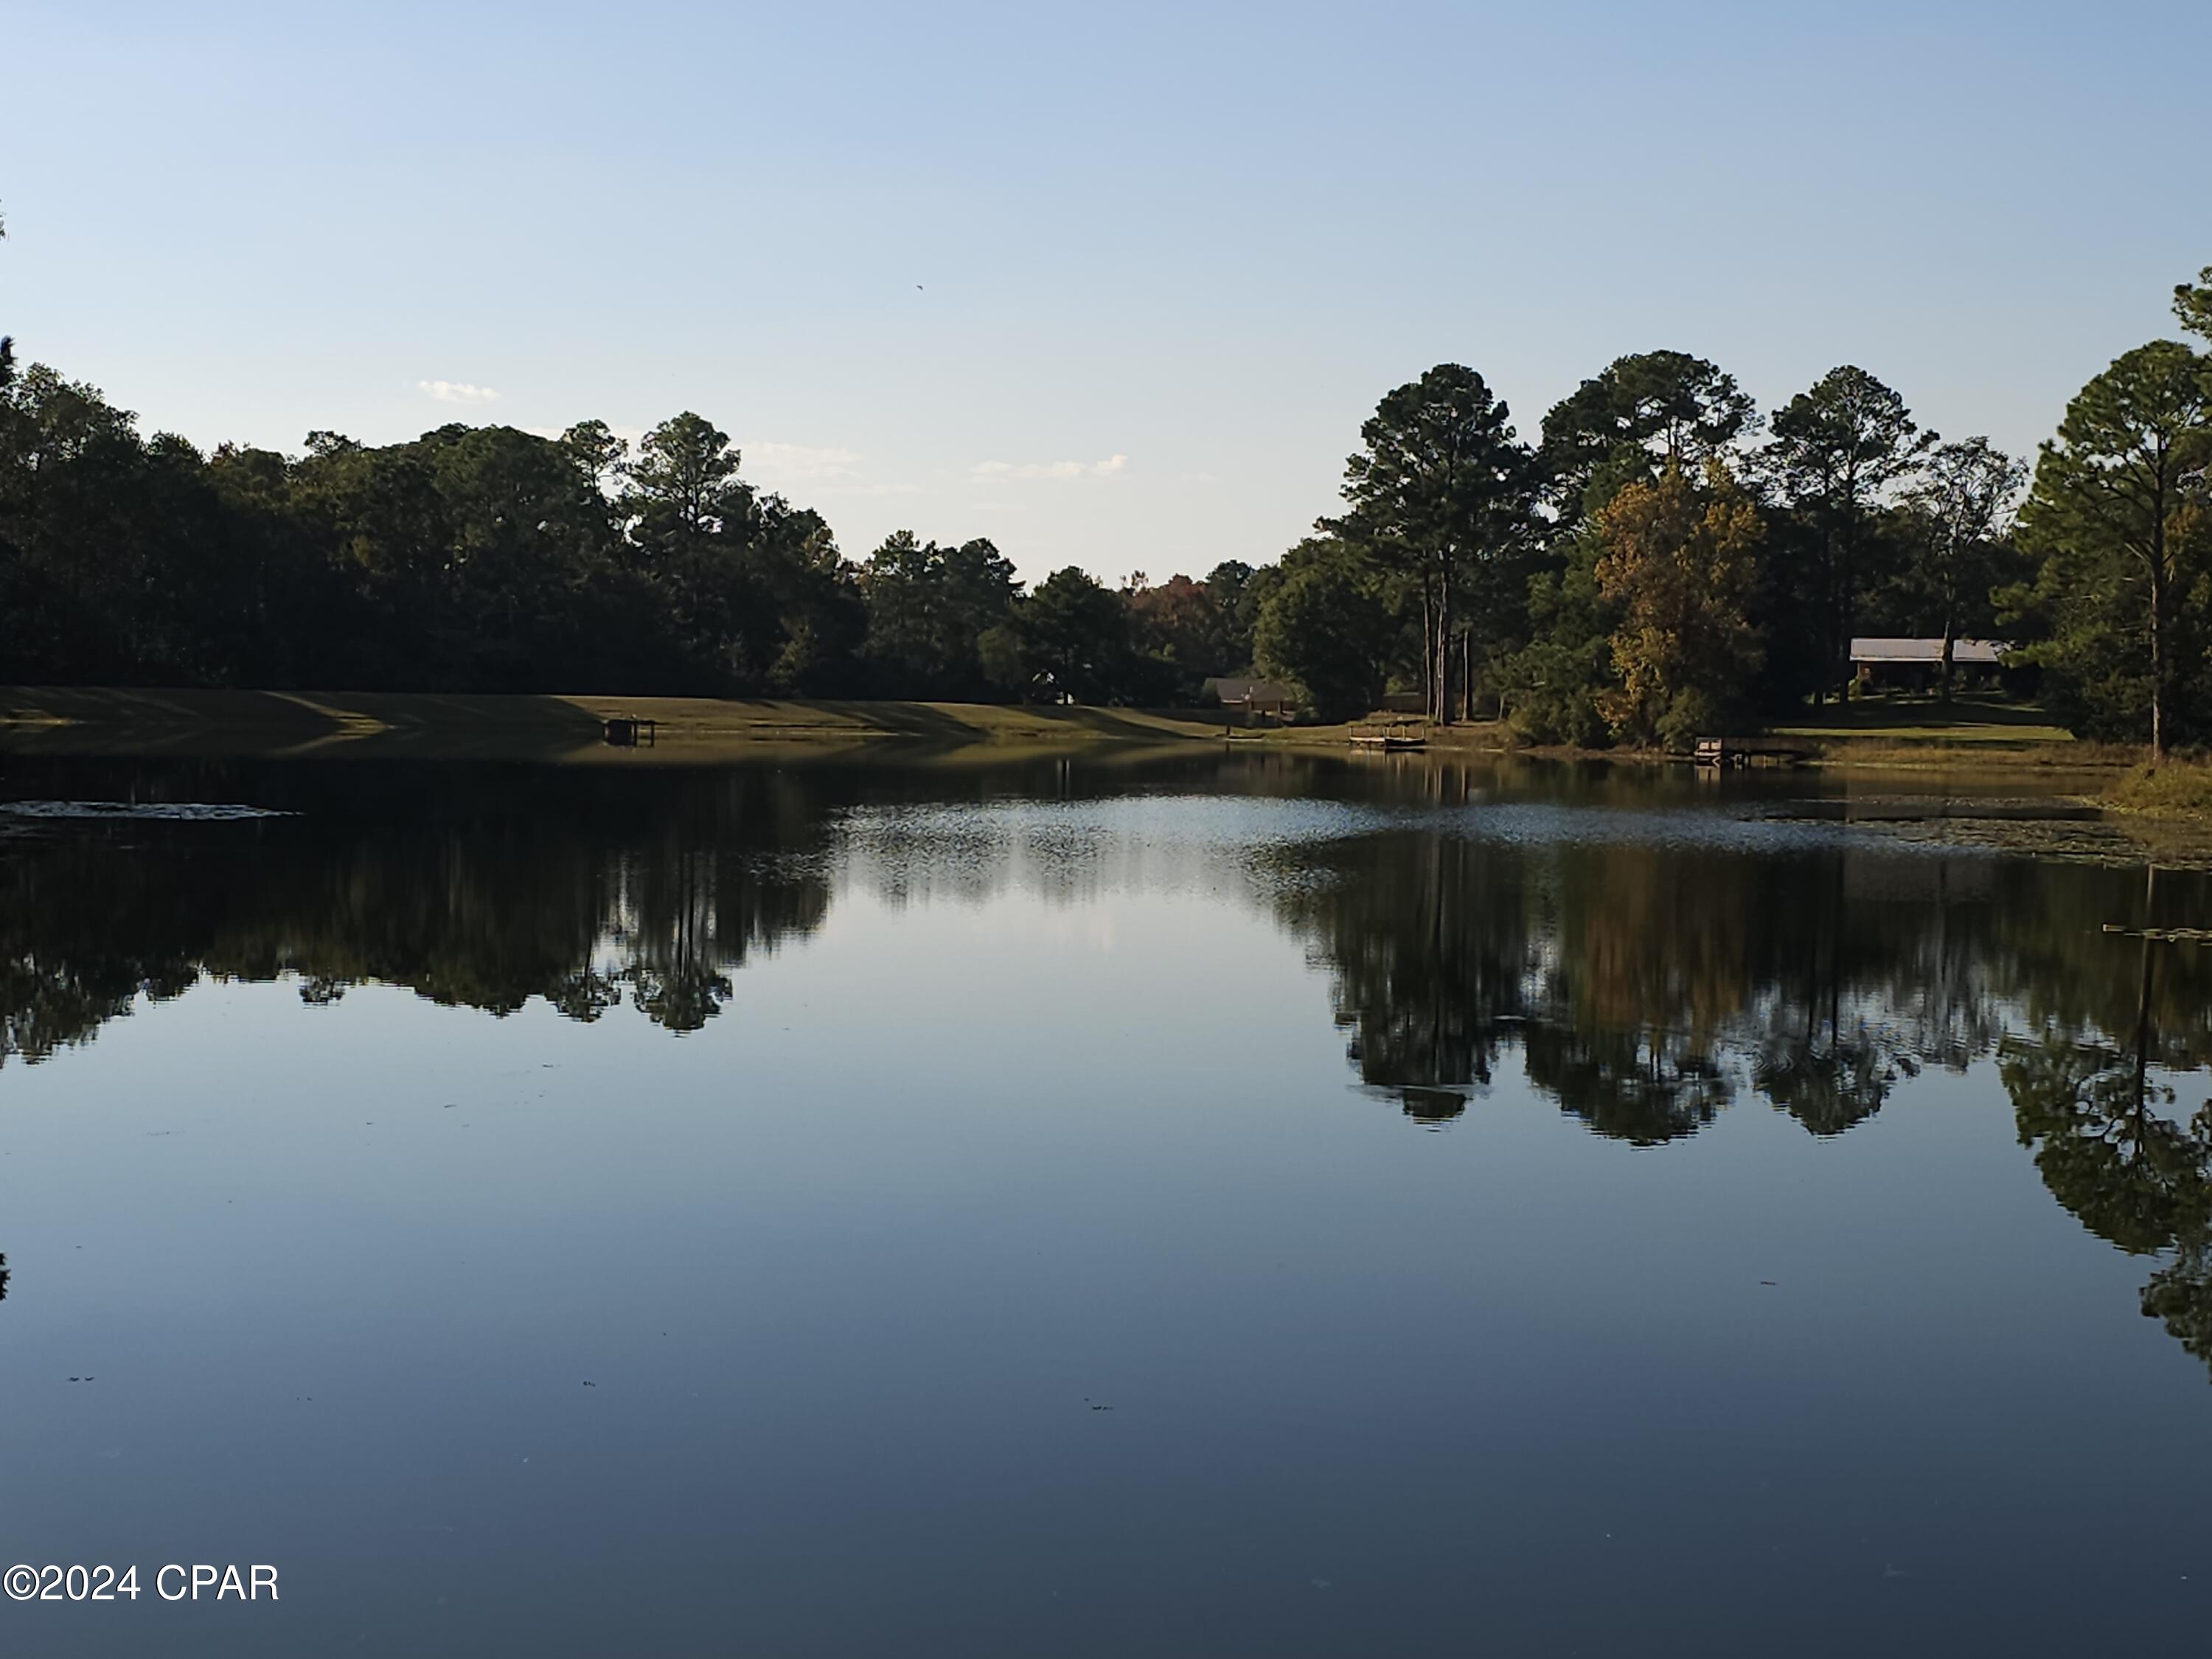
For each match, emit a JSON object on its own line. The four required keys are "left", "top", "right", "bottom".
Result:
{"left": 0, "top": 686, "right": 1234, "bottom": 761}
{"left": 1768, "top": 695, "right": 2076, "bottom": 746}
{"left": 4, "top": 687, "right": 2168, "bottom": 799}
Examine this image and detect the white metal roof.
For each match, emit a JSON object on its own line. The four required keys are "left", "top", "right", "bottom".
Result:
{"left": 1848, "top": 637, "right": 2009, "bottom": 664}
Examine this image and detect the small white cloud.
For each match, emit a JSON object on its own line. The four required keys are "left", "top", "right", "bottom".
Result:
{"left": 420, "top": 380, "right": 501, "bottom": 406}
{"left": 971, "top": 453, "right": 1128, "bottom": 481}
{"left": 745, "top": 442, "right": 862, "bottom": 484}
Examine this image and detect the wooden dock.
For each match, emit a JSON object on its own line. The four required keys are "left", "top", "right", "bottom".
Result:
{"left": 1349, "top": 720, "right": 1427, "bottom": 752}
{"left": 1693, "top": 735, "right": 1811, "bottom": 768}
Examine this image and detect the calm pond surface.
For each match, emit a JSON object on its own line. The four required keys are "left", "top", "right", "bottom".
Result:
{"left": 2, "top": 748, "right": 2209, "bottom": 1656}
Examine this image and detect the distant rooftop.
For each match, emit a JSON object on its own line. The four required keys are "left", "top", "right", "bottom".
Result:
{"left": 1849, "top": 637, "right": 2009, "bottom": 664}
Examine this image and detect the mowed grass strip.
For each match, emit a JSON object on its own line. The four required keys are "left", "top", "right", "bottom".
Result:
{"left": 1769, "top": 696, "right": 2075, "bottom": 746}
{"left": 0, "top": 685, "right": 1234, "bottom": 758}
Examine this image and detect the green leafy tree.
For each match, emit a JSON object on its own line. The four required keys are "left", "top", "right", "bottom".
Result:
{"left": 1022, "top": 566, "right": 1134, "bottom": 703}
{"left": 1762, "top": 366, "right": 1935, "bottom": 699}
{"left": 1539, "top": 349, "right": 1758, "bottom": 525}
{"left": 976, "top": 619, "right": 1031, "bottom": 696}
{"left": 2175, "top": 265, "right": 2212, "bottom": 346}
{"left": 856, "top": 532, "right": 1020, "bottom": 698}
{"left": 1898, "top": 437, "right": 2027, "bottom": 700}
{"left": 1203, "top": 560, "right": 1261, "bottom": 669}
{"left": 559, "top": 419, "right": 629, "bottom": 491}
{"left": 289, "top": 432, "right": 463, "bottom": 682}
{"left": 1495, "top": 586, "right": 1613, "bottom": 746}
{"left": 412, "top": 423, "right": 622, "bottom": 686}
{"left": 1253, "top": 540, "right": 1391, "bottom": 720}
{"left": 746, "top": 509, "right": 861, "bottom": 696}
{"left": 2009, "top": 341, "right": 2212, "bottom": 752}
{"left": 1331, "top": 364, "right": 1534, "bottom": 724}
{"left": 622, "top": 412, "right": 742, "bottom": 563}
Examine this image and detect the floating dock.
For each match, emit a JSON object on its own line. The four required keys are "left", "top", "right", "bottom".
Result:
{"left": 1693, "top": 736, "right": 1811, "bottom": 767}
{"left": 1349, "top": 721, "right": 1427, "bottom": 752}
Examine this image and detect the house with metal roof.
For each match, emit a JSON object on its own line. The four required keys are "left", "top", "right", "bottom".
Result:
{"left": 1849, "top": 637, "right": 2009, "bottom": 666}
{"left": 1848, "top": 637, "right": 2012, "bottom": 691}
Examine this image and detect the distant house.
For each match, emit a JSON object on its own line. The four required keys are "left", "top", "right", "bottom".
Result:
{"left": 1849, "top": 637, "right": 2011, "bottom": 690}
{"left": 1202, "top": 678, "right": 1293, "bottom": 719}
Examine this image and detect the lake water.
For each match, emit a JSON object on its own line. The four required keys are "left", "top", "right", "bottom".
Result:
{"left": 1, "top": 748, "right": 2208, "bottom": 1656}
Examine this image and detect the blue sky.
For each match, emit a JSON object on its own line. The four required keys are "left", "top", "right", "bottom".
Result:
{"left": 4, "top": 0, "right": 2207, "bottom": 582}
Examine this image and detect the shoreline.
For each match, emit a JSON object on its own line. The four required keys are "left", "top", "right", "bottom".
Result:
{"left": 0, "top": 683, "right": 2171, "bottom": 787}
{"left": 9, "top": 684, "right": 2212, "bottom": 864}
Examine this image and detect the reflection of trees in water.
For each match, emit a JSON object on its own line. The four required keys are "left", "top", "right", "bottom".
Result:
{"left": 13, "top": 751, "right": 2212, "bottom": 1374}
{"left": 1274, "top": 825, "right": 2212, "bottom": 1148}
{"left": 1277, "top": 825, "right": 1530, "bottom": 1121}
{"left": 1526, "top": 841, "right": 1764, "bottom": 1143}
{"left": 1276, "top": 830, "right": 1965, "bottom": 1140}
{"left": 1281, "top": 828, "right": 2212, "bottom": 1377}
{"left": 1521, "top": 1025, "right": 1733, "bottom": 1145}
{"left": 0, "top": 762, "right": 840, "bottom": 1061}
{"left": 0, "top": 748, "right": 1341, "bottom": 1062}
{"left": 2003, "top": 1032, "right": 2206, "bottom": 1253}
{"left": 2001, "top": 868, "right": 2212, "bottom": 1380}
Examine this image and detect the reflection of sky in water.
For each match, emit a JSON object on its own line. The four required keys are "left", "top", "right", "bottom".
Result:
{"left": 1, "top": 755, "right": 2210, "bottom": 1656}
{"left": 830, "top": 791, "right": 1896, "bottom": 915}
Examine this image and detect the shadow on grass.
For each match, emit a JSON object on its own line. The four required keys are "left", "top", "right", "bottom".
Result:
{"left": 804, "top": 700, "right": 992, "bottom": 740}
{"left": 0, "top": 687, "right": 1225, "bottom": 762}
{"left": 0, "top": 686, "right": 612, "bottom": 760}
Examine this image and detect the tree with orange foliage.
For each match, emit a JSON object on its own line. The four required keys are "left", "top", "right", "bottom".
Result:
{"left": 1592, "top": 460, "right": 1764, "bottom": 748}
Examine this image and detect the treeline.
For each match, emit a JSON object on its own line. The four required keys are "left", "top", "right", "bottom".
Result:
{"left": 3, "top": 260, "right": 2208, "bottom": 745}
{"left": 0, "top": 372, "right": 1265, "bottom": 703}
{"left": 1264, "top": 262, "right": 2212, "bottom": 751}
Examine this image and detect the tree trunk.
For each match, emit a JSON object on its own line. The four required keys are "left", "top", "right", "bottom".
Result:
{"left": 2150, "top": 559, "right": 2168, "bottom": 757}
{"left": 1417, "top": 582, "right": 1433, "bottom": 723}
{"left": 2146, "top": 450, "right": 2171, "bottom": 759}
{"left": 1938, "top": 559, "right": 1957, "bottom": 704}
{"left": 1837, "top": 518, "right": 1857, "bottom": 701}
{"left": 1433, "top": 560, "right": 1453, "bottom": 726}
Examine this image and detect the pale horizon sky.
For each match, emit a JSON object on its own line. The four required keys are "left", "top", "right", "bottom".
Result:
{"left": 4, "top": 0, "right": 2208, "bottom": 585}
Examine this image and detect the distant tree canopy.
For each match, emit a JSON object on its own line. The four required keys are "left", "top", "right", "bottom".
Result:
{"left": 1263, "top": 268, "right": 2212, "bottom": 754}
{"left": 5, "top": 254, "right": 2212, "bottom": 747}
{"left": 0, "top": 371, "right": 1258, "bottom": 704}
